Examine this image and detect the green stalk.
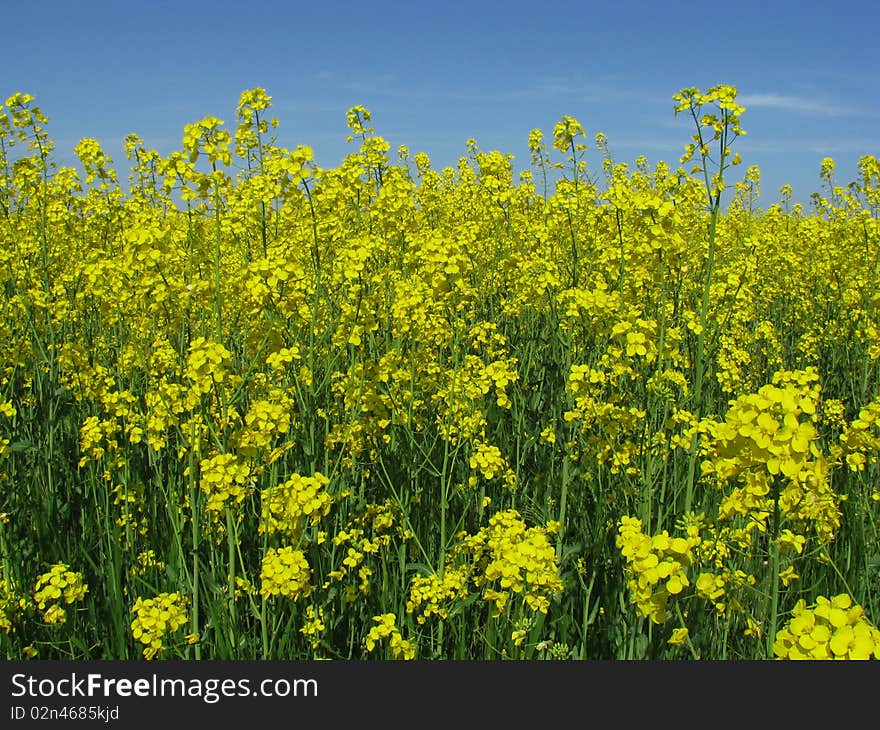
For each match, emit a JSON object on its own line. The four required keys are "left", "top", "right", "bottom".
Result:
{"left": 260, "top": 596, "right": 269, "bottom": 659}
{"left": 188, "top": 422, "right": 202, "bottom": 659}
{"left": 766, "top": 479, "right": 781, "bottom": 658}
{"left": 683, "top": 105, "right": 727, "bottom": 514}
{"left": 567, "top": 136, "right": 580, "bottom": 287}
{"left": 683, "top": 201, "right": 719, "bottom": 513}
{"left": 213, "top": 169, "right": 223, "bottom": 341}
{"left": 225, "top": 504, "right": 238, "bottom": 648}
{"left": 556, "top": 450, "right": 570, "bottom": 563}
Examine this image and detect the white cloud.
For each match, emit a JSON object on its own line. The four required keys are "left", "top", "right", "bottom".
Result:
{"left": 804, "top": 138, "right": 880, "bottom": 154}
{"left": 738, "top": 93, "right": 852, "bottom": 116}
{"left": 611, "top": 139, "right": 686, "bottom": 154}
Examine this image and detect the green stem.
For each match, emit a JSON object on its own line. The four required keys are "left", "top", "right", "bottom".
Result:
{"left": 767, "top": 480, "right": 781, "bottom": 658}
{"left": 683, "top": 166, "right": 722, "bottom": 514}
{"left": 213, "top": 175, "right": 223, "bottom": 340}
{"left": 188, "top": 422, "right": 201, "bottom": 659}
{"left": 225, "top": 504, "right": 238, "bottom": 649}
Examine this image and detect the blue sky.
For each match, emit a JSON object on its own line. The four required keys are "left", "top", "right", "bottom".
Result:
{"left": 4, "top": 0, "right": 879, "bottom": 207}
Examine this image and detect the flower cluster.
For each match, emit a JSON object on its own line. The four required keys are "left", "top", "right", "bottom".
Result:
{"left": 324, "top": 501, "right": 409, "bottom": 601}
{"left": 469, "top": 441, "right": 509, "bottom": 482}
{"left": 299, "top": 605, "right": 326, "bottom": 650}
{"left": 259, "top": 547, "right": 312, "bottom": 601}
{"left": 406, "top": 566, "right": 470, "bottom": 624}
{"left": 774, "top": 594, "right": 880, "bottom": 660}
{"left": 185, "top": 338, "right": 234, "bottom": 395}
{"left": 457, "top": 509, "right": 563, "bottom": 615}
{"left": 363, "top": 613, "right": 415, "bottom": 659}
{"left": 199, "top": 452, "right": 252, "bottom": 513}
{"left": 33, "top": 564, "right": 88, "bottom": 625}
{"left": 260, "top": 472, "right": 332, "bottom": 536}
{"left": 1, "top": 572, "right": 26, "bottom": 634}
{"left": 130, "top": 592, "right": 189, "bottom": 659}
{"left": 616, "top": 516, "right": 700, "bottom": 624}
{"left": 701, "top": 368, "right": 843, "bottom": 542}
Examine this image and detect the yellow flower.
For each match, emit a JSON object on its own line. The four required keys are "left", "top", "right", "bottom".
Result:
{"left": 130, "top": 592, "right": 189, "bottom": 659}
{"left": 363, "top": 613, "right": 415, "bottom": 659}
{"left": 778, "top": 567, "right": 799, "bottom": 587}
{"left": 774, "top": 594, "right": 880, "bottom": 660}
{"left": 259, "top": 547, "right": 312, "bottom": 601}
{"left": 668, "top": 627, "right": 689, "bottom": 645}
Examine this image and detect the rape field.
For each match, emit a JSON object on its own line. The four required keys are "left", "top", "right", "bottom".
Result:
{"left": 1, "top": 85, "right": 879, "bottom": 660}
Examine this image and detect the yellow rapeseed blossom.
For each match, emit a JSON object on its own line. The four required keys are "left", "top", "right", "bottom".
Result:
{"left": 199, "top": 452, "right": 252, "bottom": 513}
{"left": 259, "top": 547, "right": 312, "bottom": 601}
{"left": 616, "top": 516, "right": 700, "bottom": 624}
{"left": 406, "top": 566, "right": 470, "bottom": 624}
{"left": 363, "top": 613, "right": 415, "bottom": 659}
{"left": 457, "top": 510, "right": 563, "bottom": 616}
{"left": 33, "top": 564, "right": 88, "bottom": 625}
{"left": 260, "top": 472, "right": 332, "bottom": 535}
{"left": 1, "top": 571, "right": 26, "bottom": 634}
{"left": 130, "top": 592, "right": 189, "bottom": 659}
{"left": 774, "top": 594, "right": 880, "bottom": 660}
{"left": 5, "top": 85, "right": 880, "bottom": 661}
{"left": 299, "top": 605, "right": 326, "bottom": 649}
{"left": 668, "top": 627, "right": 689, "bottom": 646}
{"left": 185, "top": 338, "right": 233, "bottom": 394}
